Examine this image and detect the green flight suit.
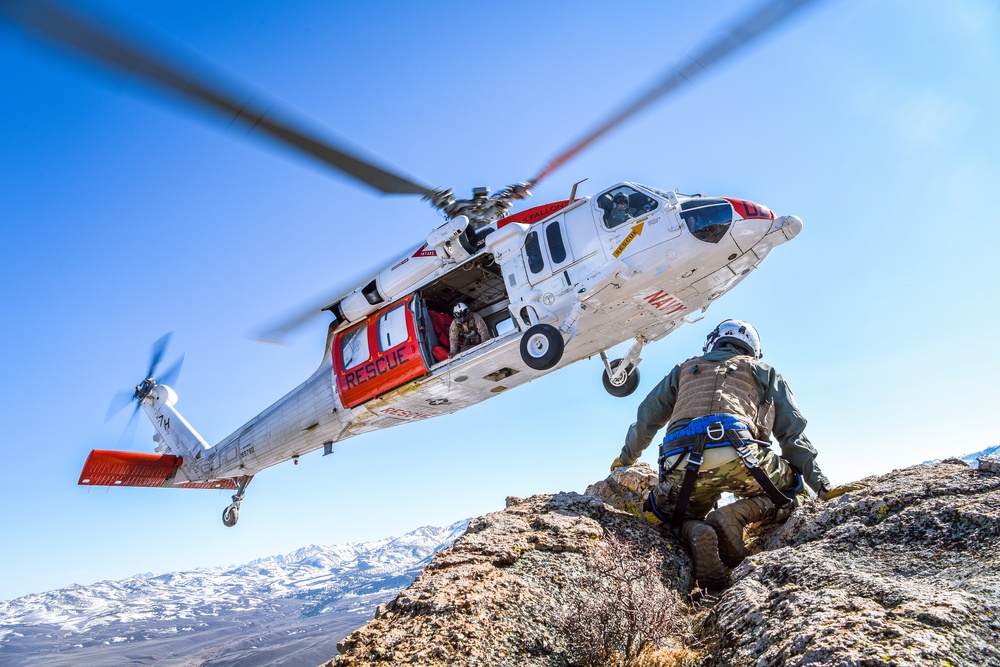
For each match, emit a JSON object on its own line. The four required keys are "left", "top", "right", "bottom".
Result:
{"left": 619, "top": 344, "right": 830, "bottom": 520}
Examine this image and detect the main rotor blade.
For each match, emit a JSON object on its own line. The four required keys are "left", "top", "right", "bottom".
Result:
{"left": 0, "top": 0, "right": 434, "bottom": 197}
{"left": 527, "top": 0, "right": 823, "bottom": 189}
{"left": 252, "top": 253, "right": 396, "bottom": 343}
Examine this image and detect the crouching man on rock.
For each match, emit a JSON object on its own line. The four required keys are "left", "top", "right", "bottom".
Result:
{"left": 611, "top": 319, "right": 856, "bottom": 589}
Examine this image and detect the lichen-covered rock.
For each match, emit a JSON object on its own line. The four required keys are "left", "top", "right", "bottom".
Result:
{"left": 712, "top": 460, "right": 1000, "bottom": 666}
{"left": 979, "top": 455, "right": 1000, "bottom": 474}
{"left": 584, "top": 462, "right": 659, "bottom": 519}
{"left": 325, "top": 491, "right": 690, "bottom": 667}
{"left": 324, "top": 461, "right": 1000, "bottom": 667}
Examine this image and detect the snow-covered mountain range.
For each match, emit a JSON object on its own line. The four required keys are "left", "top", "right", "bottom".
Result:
{"left": 924, "top": 444, "right": 1000, "bottom": 467}
{"left": 0, "top": 520, "right": 469, "bottom": 667}
{"left": 961, "top": 444, "right": 1000, "bottom": 464}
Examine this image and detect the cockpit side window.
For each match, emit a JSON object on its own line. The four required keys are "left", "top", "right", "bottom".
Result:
{"left": 598, "top": 186, "right": 659, "bottom": 229}
{"left": 680, "top": 199, "right": 733, "bottom": 244}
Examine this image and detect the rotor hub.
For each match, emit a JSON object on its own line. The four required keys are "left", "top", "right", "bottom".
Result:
{"left": 425, "top": 183, "right": 532, "bottom": 226}
{"left": 134, "top": 377, "right": 157, "bottom": 403}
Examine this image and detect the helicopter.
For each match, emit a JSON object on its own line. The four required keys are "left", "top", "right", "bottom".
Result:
{"left": 2, "top": 0, "right": 815, "bottom": 526}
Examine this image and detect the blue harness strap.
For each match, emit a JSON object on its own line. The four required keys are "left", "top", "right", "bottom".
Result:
{"left": 658, "top": 414, "right": 752, "bottom": 472}
{"left": 654, "top": 413, "right": 800, "bottom": 524}
{"left": 664, "top": 414, "right": 750, "bottom": 442}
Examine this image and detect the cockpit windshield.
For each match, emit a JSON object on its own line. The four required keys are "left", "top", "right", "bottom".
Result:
{"left": 645, "top": 186, "right": 676, "bottom": 199}
{"left": 680, "top": 199, "right": 733, "bottom": 244}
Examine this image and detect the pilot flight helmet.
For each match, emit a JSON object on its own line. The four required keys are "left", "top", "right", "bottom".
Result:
{"left": 453, "top": 302, "right": 471, "bottom": 322}
{"left": 703, "top": 319, "right": 762, "bottom": 358}
{"left": 613, "top": 193, "right": 629, "bottom": 206}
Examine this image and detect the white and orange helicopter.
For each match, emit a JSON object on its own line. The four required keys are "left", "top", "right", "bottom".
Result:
{"left": 3, "top": 0, "right": 815, "bottom": 526}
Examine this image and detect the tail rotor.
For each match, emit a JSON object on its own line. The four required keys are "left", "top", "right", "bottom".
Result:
{"left": 104, "top": 333, "right": 184, "bottom": 444}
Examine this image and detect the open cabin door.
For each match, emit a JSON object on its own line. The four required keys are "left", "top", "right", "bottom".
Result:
{"left": 333, "top": 294, "right": 430, "bottom": 409}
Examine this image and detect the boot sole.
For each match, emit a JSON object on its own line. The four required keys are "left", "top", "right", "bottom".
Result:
{"left": 705, "top": 510, "right": 750, "bottom": 568}
{"left": 687, "top": 523, "right": 730, "bottom": 589}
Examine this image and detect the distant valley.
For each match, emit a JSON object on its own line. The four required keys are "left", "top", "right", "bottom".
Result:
{"left": 0, "top": 520, "right": 468, "bottom": 667}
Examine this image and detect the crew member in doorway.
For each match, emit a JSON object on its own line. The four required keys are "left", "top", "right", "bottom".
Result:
{"left": 610, "top": 319, "right": 862, "bottom": 589}
{"left": 449, "top": 302, "right": 490, "bottom": 357}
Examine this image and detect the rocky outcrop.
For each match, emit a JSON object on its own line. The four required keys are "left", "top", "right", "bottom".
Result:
{"left": 328, "top": 478, "right": 695, "bottom": 666}
{"left": 327, "top": 459, "right": 1000, "bottom": 667}
{"left": 712, "top": 457, "right": 1000, "bottom": 666}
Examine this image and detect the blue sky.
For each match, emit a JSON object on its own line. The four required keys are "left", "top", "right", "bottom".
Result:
{"left": 1, "top": 0, "right": 997, "bottom": 601}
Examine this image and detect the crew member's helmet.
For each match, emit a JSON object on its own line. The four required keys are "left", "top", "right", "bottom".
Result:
{"left": 453, "top": 302, "right": 472, "bottom": 322}
{"left": 613, "top": 193, "right": 629, "bottom": 206}
{"left": 703, "top": 319, "right": 762, "bottom": 358}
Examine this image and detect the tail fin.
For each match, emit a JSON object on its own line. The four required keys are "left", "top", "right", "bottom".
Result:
{"left": 141, "top": 384, "right": 212, "bottom": 477}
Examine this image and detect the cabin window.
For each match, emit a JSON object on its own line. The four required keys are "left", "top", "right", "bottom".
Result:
{"left": 495, "top": 317, "right": 516, "bottom": 336}
{"left": 680, "top": 199, "right": 733, "bottom": 244}
{"left": 341, "top": 323, "right": 369, "bottom": 370}
{"left": 525, "top": 230, "right": 545, "bottom": 274}
{"left": 377, "top": 304, "right": 408, "bottom": 351}
{"left": 546, "top": 221, "right": 567, "bottom": 264}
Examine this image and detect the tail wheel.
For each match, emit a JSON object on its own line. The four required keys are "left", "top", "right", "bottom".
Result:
{"left": 519, "top": 324, "right": 564, "bottom": 370}
{"left": 603, "top": 358, "right": 640, "bottom": 397}
{"left": 222, "top": 505, "right": 239, "bottom": 527}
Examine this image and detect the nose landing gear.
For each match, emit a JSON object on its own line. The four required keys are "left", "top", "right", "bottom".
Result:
{"left": 222, "top": 475, "right": 253, "bottom": 527}
{"left": 603, "top": 357, "right": 640, "bottom": 397}
{"left": 600, "top": 336, "right": 645, "bottom": 398}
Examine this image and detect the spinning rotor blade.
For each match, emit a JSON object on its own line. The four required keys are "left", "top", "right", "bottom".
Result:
{"left": 527, "top": 0, "right": 823, "bottom": 189}
{"left": 252, "top": 255, "right": 393, "bottom": 343}
{"left": 146, "top": 332, "right": 183, "bottom": 386}
{"left": 117, "top": 401, "right": 142, "bottom": 449}
{"left": 253, "top": 303, "right": 327, "bottom": 345}
{"left": 147, "top": 332, "right": 172, "bottom": 380}
{"left": 0, "top": 0, "right": 434, "bottom": 197}
{"left": 104, "top": 388, "right": 136, "bottom": 423}
{"left": 158, "top": 354, "right": 184, "bottom": 388}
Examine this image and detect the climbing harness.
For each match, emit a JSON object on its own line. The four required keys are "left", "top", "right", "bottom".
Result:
{"left": 656, "top": 414, "right": 801, "bottom": 525}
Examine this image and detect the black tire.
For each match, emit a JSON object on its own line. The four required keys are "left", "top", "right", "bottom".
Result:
{"left": 602, "top": 358, "right": 640, "bottom": 397}
{"left": 222, "top": 505, "right": 239, "bottom": 527}
{"left": 519, "top": 324, "right": 564, "bottom": 370}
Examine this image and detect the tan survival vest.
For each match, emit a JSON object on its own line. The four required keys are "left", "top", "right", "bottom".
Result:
{"left": 669, "top": 355, "right": 775, "bottom": 439}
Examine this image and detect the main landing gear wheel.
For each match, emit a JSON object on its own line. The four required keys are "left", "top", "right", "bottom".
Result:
{"left": 519, "top": 324, "right": 564, "bottom": 370}
{"left": 603, "top": 358, "right": 640, "bottom": 398}
{"left": 222, "top": 504, "right": 239, "bottom": 527}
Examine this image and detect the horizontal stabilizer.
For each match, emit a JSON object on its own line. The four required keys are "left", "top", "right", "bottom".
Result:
{"left": 78, "top": 450, "right": 235, "bottom": 489}
{"left": 176, "top": 479, "right": 237, "bottom": 490}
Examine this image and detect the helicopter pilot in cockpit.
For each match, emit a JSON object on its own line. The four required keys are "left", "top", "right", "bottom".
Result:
{"left": 607, "top": 192, "right": 636, "bottom": 227}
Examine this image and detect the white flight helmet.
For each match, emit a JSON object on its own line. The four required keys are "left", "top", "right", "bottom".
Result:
{"left": 703, "top": 319, "right": 762, "bottom": 358}
{"left": 453, "top": 302, "right": 471, "bottom": 322}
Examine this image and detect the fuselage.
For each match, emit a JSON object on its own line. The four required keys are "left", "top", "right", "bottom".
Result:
{"left": 165, "top": 183, "right": 801, "bottom": 485}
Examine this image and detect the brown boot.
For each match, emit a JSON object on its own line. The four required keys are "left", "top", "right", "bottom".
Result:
{"left": 704, "top": 496, "right": 776, "bottom": 567}
{"left": 679, "top": 520, "right": 729, "bottom": 589}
